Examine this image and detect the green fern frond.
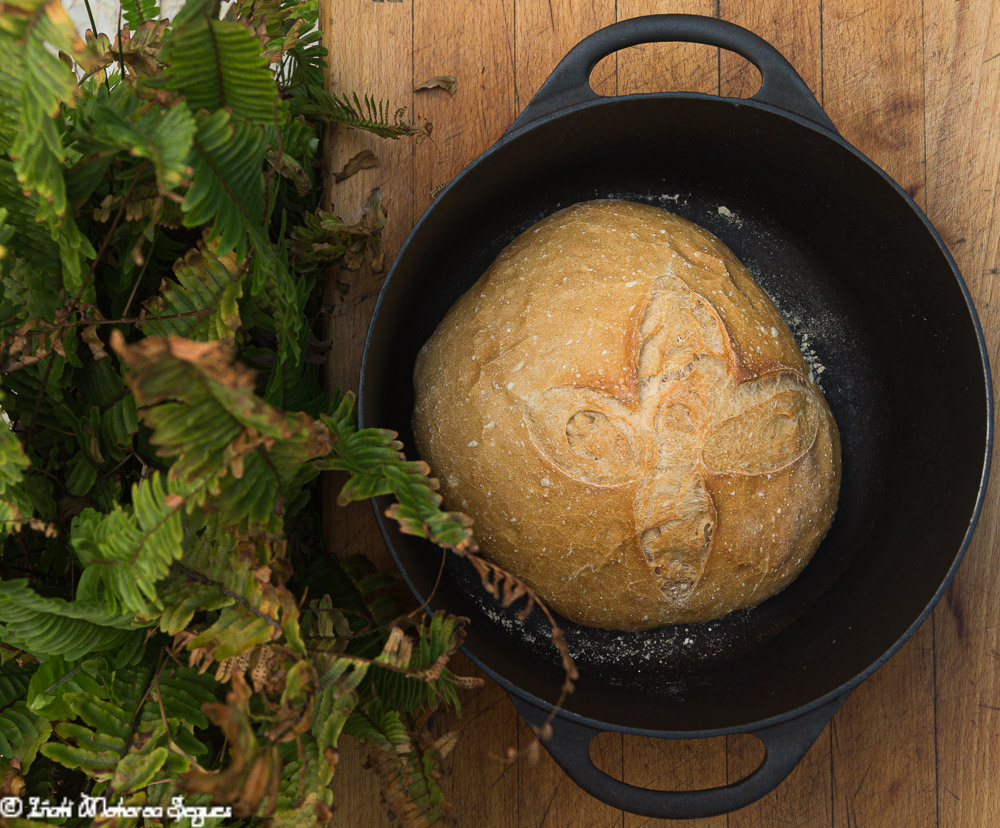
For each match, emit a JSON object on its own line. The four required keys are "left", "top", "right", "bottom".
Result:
{"left": 0, "top": 58, "right": 20, "bottom": 150}
{"left": 320, "top": 393, "right": 476, "bottom": 551}
{"left": 309, "top": 90, "right": 427, "bottom": 140}
{"left": 0, "top": 257, "right": 59, "bottom": 323}
{"left": 371, "top": 614, "right": 465, "bottom": 716}
{"left": 251, "top": 243, "right": 307, "bottom": 371}
{"left": 6, "top": 19, "right": 75, "bottom": 219}
{"left": 311, "top": 658, "right": 368, "bottom": 785}
{"left": 39, "top": 661, "right": 214, "bottom": 796}
{"left": 271, "top": 737, "right": 333, "bottom": 827}
{"left": 0, "top": 162, "right": 60, "bottom": 278}
{"left": 345, "top": 703, "right": 449, "bottom": 827}
{"left": 147, "top": 522, "right": 303, "bottom": 666}
{"left": 0, "top": 580, "right": 142, "bottom": 661}
{"left": 301, "top": 554, "right": 412, "bottom": 646}
{"left": 0, "top": 660, "right": 34, "bottom": 709}
{"left": 25, "top": 655, "right": 107, "bottom": 721}
{"left": 2, "top": 0, "right": 97, "bottom": 292}
{"left": 83, "top": 91, "right": 196, "bottom": 193}
{"left": 122, "top": 0, "right": 160, "bottom": 29}
{"left": 152, "top": 571, "right": 233, "bottom": 638}
{"left": 70, "top": 472, "right": 186, "bottom": 616}
{"left": 0, "top": 401, "right": 31, "bottom": 529}
{"left": 0, "top": 662, "right": 51, "bottom": 771}
{"left": 141, "top": 245, "right": 243, "bottom": 341}
{"left": 182, "top": 109, "right": 266, "bottom": 261}
{"left": 112, "top": 333, "right": 331, "bottom": 533}
{"left": 162, "top": 16, "right": 278, "bottom": 125}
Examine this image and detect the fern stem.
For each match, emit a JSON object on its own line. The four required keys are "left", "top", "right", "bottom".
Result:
{"left": 81, "top": 0, "right": 111, "bottom": 91}
{"left": 82, "top": 0, "right": 99, "bottom": 36}
{"left": 116, "top": 5, "right": 125, "bottom": 83}
{"left": 120, "top": 227, "right": 159, "bottom": 318}
{"left": 74, "top": 161, "right": 149, "bottom": 304}
{"left": 172, "top": 562, "right": 283, "bottom": 632}
{"left": 16, "top": 308, "right": 213, "bottom": 332}
{"left": 103, "top": 655, "right": 165, "bottom": 804}
{"left": 27, "top": 162, "right": 148, "bottom": 435}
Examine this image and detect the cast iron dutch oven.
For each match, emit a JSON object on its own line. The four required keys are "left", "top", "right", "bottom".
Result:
{"left": 359, "top": 14, "right": 994, "bottom": 819}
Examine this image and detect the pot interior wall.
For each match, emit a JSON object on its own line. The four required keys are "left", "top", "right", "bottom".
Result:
{"left": 361, "top": 96, "right": 989, "bottom": 732}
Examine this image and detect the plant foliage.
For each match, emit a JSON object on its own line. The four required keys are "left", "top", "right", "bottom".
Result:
{"left": 0, "top": 0, "right": 496, "bottom": 823}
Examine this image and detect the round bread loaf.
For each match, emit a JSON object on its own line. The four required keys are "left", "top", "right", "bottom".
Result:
{"left": 413, "top": 199, "right": 840, "bottom": 630}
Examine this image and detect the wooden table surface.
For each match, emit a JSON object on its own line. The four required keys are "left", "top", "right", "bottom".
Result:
{"left": 322, "top": 1, "right": 1000, "bottom": 825}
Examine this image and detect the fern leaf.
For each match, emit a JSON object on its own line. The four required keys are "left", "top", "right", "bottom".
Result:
{"left": 141, "top": 245, "right": 243, "bottom": 341}
{"left": 146, "top": 668, "right": 217, "bottom": 734}
{"left": 111, "top": 333, "right": 332, "bottom": 533}
{"left": 345, "top": 704, "right": 449, "bottom": 827}
{"left": 147, "top": 521, "right": 302, "bottom": 667}
{"left": 40, "top": 661, "right": 214, "bottom": 797}
{"left": 70, "top": 472, "right": 186, "bottom": 616}
{"left": 0, "top": 163, "right": 59, "bottom": 279}
{"left": 289, "top": 197, "right": 386, "bottom": 276}
{"left": 25, "top": 656, "right": 107, "bottom": 721}
{"left": 311, "top": 657, "right": 368, "bottom": 785}
{"left": 307, "top": 89, "right": 428, "bottom": 140}
{"left": 106, "top": 396, "right": 140, "bottom": 451}
{"left": 7, "top": 15, "right": 75, "bottom": 219}
{"left": 304, "top": 554, "right": 411, "bottom": 641}
{"left": 371, "top": 614, "right": 467, "bottom": 716}
{"left": 162, "top": 17, "right": 278, "bottom": 125}
{"left": 0, "top": 400, "right": 31, "bottom": 529}
{"left": 0, "top": 54, "right": 20, "bottom": 150}
{"left": 271, "top": 737, "right": 334, "bottom": 827}
{"left": 0, "top": 661, "right": 34, "bottom": 710}
{"left": 153, "top": 572, "right": 232, "bottom": 637}
{"left": 0, "top": 661, "right": 51, "bottom": 771}
{"left": 182, "top": 109, "right": 266, "bottom": 261}
{"left": 122, "top": 0, "right": 159, "bottom": 29}
{"left": 84, "top": 92, "right": 196, "bottom": 194}
{"left": 182, "top": 673, "right": 283, "bottom": 819}
{"left": 2, "top": 0, "right": 97, "bottom": 292}
{"left": 320, "top": 393, "right": 475, "bottom": 551}
{"left": 0, "top": 580, "right": 140, "bottom": 661}
{"left": 250, "top": 241, "right": 307, "bottom": 370}
{"left": 0, "top": 258, "right": 59, "bottom": 326}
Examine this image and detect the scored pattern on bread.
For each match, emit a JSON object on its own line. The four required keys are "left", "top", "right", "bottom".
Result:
{"left": 413, "top": 200, "right": 840, "bottom": 629}
{"left": 523, "top": 274, "right": 822, "bottom": 603}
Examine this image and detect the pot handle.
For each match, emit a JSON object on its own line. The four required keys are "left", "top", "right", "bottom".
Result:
{"left": 509, "top": 692, "right": 845, "bottom": 819}
{"left": 505, "top": 14, "right": 838, "bottom": 137}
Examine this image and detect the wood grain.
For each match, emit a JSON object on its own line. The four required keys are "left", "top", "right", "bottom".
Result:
{"left": 438, "top": 654, "right": 520, "bottom": 828}
{"left": 924, "top": 1, "right": 1000, "bottom": 826}
{"left": 616, "top": 0, "right": 718, "bottom": 96}
{"left": 412, "top": 0, "right": 516, "bottom": 217}
{"left": 515, "top": 0, "right": 616, "bottom": 105}
{"left": 324, "top": 0, "right": 1000, "bottom": 825}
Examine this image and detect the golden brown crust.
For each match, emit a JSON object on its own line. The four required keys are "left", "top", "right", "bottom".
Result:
{"left": 413, "top": 200, "right": 841, "bottom": 630}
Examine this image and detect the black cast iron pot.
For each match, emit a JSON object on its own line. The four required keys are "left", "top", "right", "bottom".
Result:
{"left": 359, "top": 14, "right": 994, "bottom": 819}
